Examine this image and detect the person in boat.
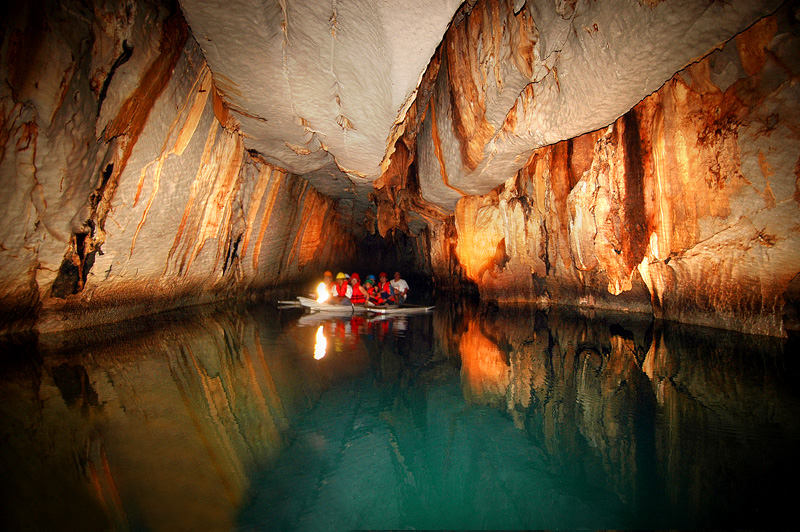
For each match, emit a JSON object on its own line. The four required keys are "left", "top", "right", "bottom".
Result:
{"left": 329, "top": 272, "right": 353, "bottom": 305}
{"left": 390, "top": 271, "right": 409, "bottom": 303}
{"left": 364, "top": 275, "right": 385, "bottom": 306}
{"left": 349, "top": 273, "right": 369, "bottom": 306}
{"left": 365, "top": 275, "right": 391, "bottom": 306}
{"left": 377, "top": 272, "right": 396, "bottom": 304}
{"left": 312, "top": 270, "right": 334, "bottom": 301}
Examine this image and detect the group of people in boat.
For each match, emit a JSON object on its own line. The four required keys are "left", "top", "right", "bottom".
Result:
{"left": 318, "top": 270, "right": 409, "bottom": 306}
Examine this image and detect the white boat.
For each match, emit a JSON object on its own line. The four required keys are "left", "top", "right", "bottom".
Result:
{"left": 367, "top": 304, "right": 435, "bottom": 315}
{"left": 296, "top": 297, "right": 369, "bottom": 313}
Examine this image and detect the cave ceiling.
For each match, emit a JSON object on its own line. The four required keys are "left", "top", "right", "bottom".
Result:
{"left": 179, "top": 0, "right": 781, "bottom": 222}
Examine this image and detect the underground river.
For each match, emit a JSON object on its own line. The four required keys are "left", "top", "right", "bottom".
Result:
{"left": 1, "top": 301, "right": 798, "bottom": 530}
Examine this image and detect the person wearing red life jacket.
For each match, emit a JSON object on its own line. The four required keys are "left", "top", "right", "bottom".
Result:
{"left": 349, "top": 273, "right": 368, "bottom": 305}
{"left": 329, "top": 272, "right": 352, "bottom": 305}
{"left": 364, "top": 275, "right": 385, "bottom": 306}
{"left": 377, "top": 272, "right": 395, "bottom": 304}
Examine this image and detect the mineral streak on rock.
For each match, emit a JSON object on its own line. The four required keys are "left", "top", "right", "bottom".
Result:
{"left": 415, "top": 0, "right": 784, "bottom": 199}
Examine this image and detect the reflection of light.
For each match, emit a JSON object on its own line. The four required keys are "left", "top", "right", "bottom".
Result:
{"left": 314, "top": 325, "right": 327, "bottom": 360}
{"left": 316, "top": 282, "right": 329, "bottom": 303}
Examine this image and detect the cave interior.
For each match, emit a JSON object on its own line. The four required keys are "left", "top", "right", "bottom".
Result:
{"left": 0, "top": 0, "right": 799, "bottom": 337}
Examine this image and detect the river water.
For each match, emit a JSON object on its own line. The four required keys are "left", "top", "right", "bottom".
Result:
{"left": 1, "top": 301, "right": 798, "bottom": 531}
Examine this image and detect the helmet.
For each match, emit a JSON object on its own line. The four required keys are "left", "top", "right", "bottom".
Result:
{"left": 345, "top": 273, "right": 350, "bottom": 279}
{"left": 366, "top": 274, "right": 376, "bottom": 282}
{"left": 323, "top": 270, "right": 333, "bottom": 277}
{"left": 336, "top": 272, "right": 347, "bottom": 280}
{"left": 351, "top": 273, "right": 360, "bottom": 281}
{"left": 379, "top": 272, "right": 387, "bottom": 278}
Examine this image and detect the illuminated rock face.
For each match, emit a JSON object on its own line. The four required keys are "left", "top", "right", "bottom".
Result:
{"left": 430, "top": 10, "right": 800, "bottom": 336}
{"left": 0, "top": 1, "right": 355, "bottom": 332}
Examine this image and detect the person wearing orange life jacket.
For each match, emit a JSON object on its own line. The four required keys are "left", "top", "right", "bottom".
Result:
{"left": 377, "top": 272, "right": 395, "bottom": 304}
{"left": 349, "top": 273, "right": 368, "bottom": 305}
{"left": 329, "top": 272, "right": 353, "bottom": 305}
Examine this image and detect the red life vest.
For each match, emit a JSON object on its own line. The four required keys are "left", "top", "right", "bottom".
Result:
{"left": 334, "top": 282, "right": 349, "bottom": 297}
{"left": 350, "top": 282, "right": 366, "bottom": 304}
{"left": 367, "top": 285, "right": 385, "bottom": 305}
{"left": 378, "top": 281, "right": 395, "bottom": 302}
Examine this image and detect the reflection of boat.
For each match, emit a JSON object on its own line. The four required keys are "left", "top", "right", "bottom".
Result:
{"left": 298, "top": 313, "right": 342, "bottom": 327}
{"left": 367, "top": 305, "right": 435, "bottom": 315}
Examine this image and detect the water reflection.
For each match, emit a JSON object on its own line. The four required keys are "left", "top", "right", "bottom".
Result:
{"left": 313, "top": 326, "right": 326, "bottom": 360}
{"left": 0, "top": 302, "right": 798, "bottom": 530}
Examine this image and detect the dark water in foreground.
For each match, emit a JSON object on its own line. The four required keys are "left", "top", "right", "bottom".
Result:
{"left": 1, "top": 302, "right": 799, "bottom": 531}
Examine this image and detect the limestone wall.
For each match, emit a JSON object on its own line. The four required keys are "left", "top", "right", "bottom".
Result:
{"left": 428, "top": 8, "right": 800, "bottom": 336}
{"left": 0, "top": 0, "right": 355, "bottom": 333}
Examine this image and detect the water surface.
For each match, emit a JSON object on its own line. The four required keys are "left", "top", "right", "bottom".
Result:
{"left": 1, "top": 302, "right": 798, "bottom": 530}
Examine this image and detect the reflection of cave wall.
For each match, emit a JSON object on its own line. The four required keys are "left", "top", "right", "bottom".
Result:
{"left": 447, "top": 304, "right": 799, "bottom": 521}
{"left": 0, "top": 1, "right": 356, "bottom": 333}
{"left": 0, "top": 304, "right": 326, "bottom": 531}
{"left": 428, "top": 9, "right": 800, "bottom": 336}
{"left": 453, "top": 305, "right": 656, "bottom": 504}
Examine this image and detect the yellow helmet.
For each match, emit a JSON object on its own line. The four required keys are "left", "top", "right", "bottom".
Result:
{"left": 336, "top": 272, "right": 346, "bottom": 280}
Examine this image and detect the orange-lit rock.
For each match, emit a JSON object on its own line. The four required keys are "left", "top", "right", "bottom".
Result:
{"left": 2, "top": 0, "right": 797, "bottom": 336}
{"left": 415, "top": 0, "right": 781, "bottom": 202}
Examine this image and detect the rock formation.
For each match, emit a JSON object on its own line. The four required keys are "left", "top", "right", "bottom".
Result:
{"left": 425, "top": 6, "right": 800, "bottom": 336}
{"left": 2, "top": 0, "right": 798, "bottom": 336}
{"left": 1, "top": 0, "right": 355, "bottom": 332}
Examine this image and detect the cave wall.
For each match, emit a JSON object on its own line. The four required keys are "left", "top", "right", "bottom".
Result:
{"left": 0, "top": 0, "right": 355, "bottom": 333}
{"left": 428, "top": 7, "right": 800, "bottom": 337}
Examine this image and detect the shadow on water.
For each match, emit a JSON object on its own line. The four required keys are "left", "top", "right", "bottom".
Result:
{"left": 1, "top": 300, "right": 798, "bottom": 530}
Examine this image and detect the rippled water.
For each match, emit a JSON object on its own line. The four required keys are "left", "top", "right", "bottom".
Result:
{"left": 1, "top": 301, "right": 798, "bottom": 531}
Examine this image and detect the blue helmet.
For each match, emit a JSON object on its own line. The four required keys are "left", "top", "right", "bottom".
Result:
{"left": 366, "top": 274, "right": 376, "bottom": 282}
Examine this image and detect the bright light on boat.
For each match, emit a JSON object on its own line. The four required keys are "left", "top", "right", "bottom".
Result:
{"left": 314, "top": 325, "right": 327, "bottom": 360}
{"left": 316, "top": 282, "right": 330, "bottom": 303}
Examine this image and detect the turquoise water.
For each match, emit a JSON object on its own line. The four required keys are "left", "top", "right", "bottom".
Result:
{"left": 1, "top": 302, "right": 798, "bottom": 530}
